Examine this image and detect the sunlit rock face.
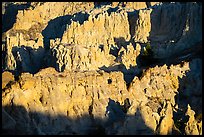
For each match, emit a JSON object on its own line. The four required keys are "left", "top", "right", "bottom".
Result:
{"left": 2, "top": 58, "right": 202, "bottom": 135}
{"left": 2, "top": 2, "right": 202, "bottom": 135}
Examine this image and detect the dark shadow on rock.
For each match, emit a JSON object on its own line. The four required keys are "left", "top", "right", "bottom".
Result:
{"left": 2, "top": 41, "right": 7, "bottom": 72}
{"left": 2, "top": 98, "right": 154, "bottom": 135}
{"left": 136, "top": 45, "right": 156, "bottom": 68}
{"left": 2, "top": 2, "right": 31, "bottom": 33}
{"left": 72, "top": 12, "right": 90, "bottom": 25}
{"left": 136, "top": 40, "right": 202, "bottom": 69}
{"left": 99, "top": 64, "right": 142, "bottom": 85}
{"left": 109, "top": 45, "right": 119, "bottom": 58}
{"left": 11, "top": 46, "right": 46, "bottom": 76}
{"left": 2, "top": 104, "right": 106, "bottom": 135}
{"left": 99, "top": 64, "right": 127, "bottom": 73}
{"left": 109, "top": 37, "right": 130, "bottom": 58}
{"left": 42, "top": 12, "right": 89, "bottom": 50}
{"left": 146, "top": 2, "right": 202, "bottom": 67}
{"left": 42, "top": 38, "right": 51, "bottom": 50}
{"left": 104, "top": 98, "right": 154, "bottom": 135}
{"left": 146, "top": 2, "right": 151, "bottom": 8}
{"left": 148, "top": 3, "right": 186, "bottom": 44}
{"left": 42, "top": 11, "right": 90, "bottom": 40}
{"left": 102, "top": 36, "right": 144, "bottom": 84}
{"left": 94, "top": 6, "right": 119, "bottom": 19}
{"left": 114, "top": 37, "right": 129, "bottom": 50}
{"left": 94, "top": 2, "right": 112, "bottom": 8}
{"left": 42, "top": 15, "right": 72, "bottom": 40}
{"left": 127, "top": 10, "right": 139, "bottom": 39}
{"left": 104, "top": 98, "right": 127, "bottom": 134}
{"left": 173, "top": 58, "right": 202, "bottom": 134}
{"left": 134, "top": 107, "right": 155, "bottom": 135}
{"left": 105, "top": 35, "right": 201, "bottom": 85}
{"left": 107, "top": 7, "right": 119, "bottom": 16}
{"left": 41, "top": 15, "right": 72, "bottom": 51}
{"left": 164, "top": 41, "right": 202, "bottom": 66}
{"left": 98, "top": 44, "right": 104, "bottom": 52}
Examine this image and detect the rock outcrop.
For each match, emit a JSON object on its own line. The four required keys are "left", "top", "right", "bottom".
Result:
{"left": 2, "top": 68, "right": 128, "bottom": 134}
{"left": 2, "top": 2, "right": 202, "bottom": 75}
{"left": 2, "top": 2, "right": 202, "bottom": 135}
{"left": 2, "top": 71, "right": 15, "bottom": 89}
{"left": 2, "top": 58, "right": 202, "bottom": 135}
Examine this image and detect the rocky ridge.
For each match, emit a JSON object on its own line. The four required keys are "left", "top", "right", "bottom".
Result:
{"left": 2, "top": 58, "right": 202, "bottom": 135}
{"left": 2, "top": 2, "right": 202, "bottom": 135}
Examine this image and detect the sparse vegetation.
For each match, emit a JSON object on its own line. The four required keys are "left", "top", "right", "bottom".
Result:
{"left": 142, "top": 42, "right": 153, "bottom": 56}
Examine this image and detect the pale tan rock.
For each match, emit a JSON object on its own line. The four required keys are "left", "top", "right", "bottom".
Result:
{"left": 133, "top": 9, "right": 152, "bottom": 43}
{"left": 128, "top": 62, "right": 190, "bottom": 107}
{"left": 3, "top": 2, "right": 201, "bottom": 75}
{"left": 111, "top": 2, "right": 161, "bottom": 10}
{"left": 184, "top": 105, "right": 200, "bottom": 135}
{"left": 4, "top": 32, "right": 46, "bottom": 73}
{"left": 2, "top": 2, "right": 202, "bottom": 135}
{"left": 19, "top": 73, "right": 36, "bottom": 90}
{"left": 34, "top": 67, "right": 58, "bottom": 76}
{"left": 4, "top": 35, "right": 17, "bottom": 71}
{"left": 157, "top": 101, "right": 174, "bottom": 135}
{"left": 121, "top": 2, "right": 147, "bottom": 10}
{"left": 2, "top": 69, "right": 128, "bottom": 134}
{"left": 49, "top": 44, "right": 114, "bottom": 72}
{"left": 12, "top": 2, "right": 94, "bottom": 31}
{"left": 150, "top": 2, "right": 161, "bottom": 7}
{"left": 140, "top": 104, "right": 157, "bottom": 132}
{"left": 118, "top": 43, "right": 140, "bottom": 69}
{"left": 2, "top": 71, "right": 15, "bottom": 89}
{"left": 111, "top": 2, "right": 119, "bottom": 7}
{"left": 61, "top": 8, "right": 131, "bottom": 46}
{"left": 2, "top": 58, "right": 202, "bottom": 135}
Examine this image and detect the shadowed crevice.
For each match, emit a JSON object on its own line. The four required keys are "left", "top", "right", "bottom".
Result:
{"left": 127, "top": 10, "right": 139, "bottom": 39}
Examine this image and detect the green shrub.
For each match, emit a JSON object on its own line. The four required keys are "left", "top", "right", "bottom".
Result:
{"left": 142, "top": 42, "right": 152, "bottom": 56}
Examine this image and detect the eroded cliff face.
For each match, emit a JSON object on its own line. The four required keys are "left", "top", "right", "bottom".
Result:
{"left": 2, "top": 2, "right": 202, "bottom": 74}
{"left": 2, "top": 2, "right": 202, "bottom": 135}
{"left": 2, "top": 58, "right": 202, "bottom": 135}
